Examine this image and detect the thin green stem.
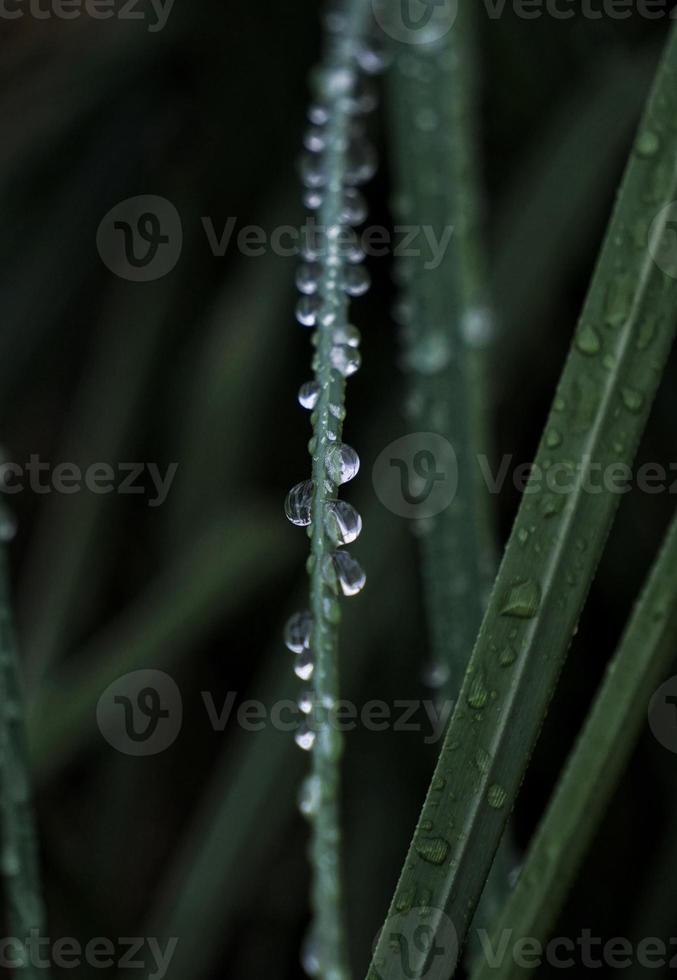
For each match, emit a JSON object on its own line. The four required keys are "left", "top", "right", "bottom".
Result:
{"left": 0, "top": 543, "right": 47, "bottom": 979}
{"left": 470, "top": 508, "right": 677, "bottom": 980}
{"left": 300, "top": 4, "right": 371, "bottom": 976}
{"left": 386, "top": 2, "right": 494, "bottom": 699}
{"left": 367, "top": 24, "right": 677, "bottom": 979}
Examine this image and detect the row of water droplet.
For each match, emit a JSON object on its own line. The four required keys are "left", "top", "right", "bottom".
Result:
{"left": 282, "top": 9, "right": 386, "bottom": 977}
{"left": 284, "top": 11, "right": 387, "bottom": 767}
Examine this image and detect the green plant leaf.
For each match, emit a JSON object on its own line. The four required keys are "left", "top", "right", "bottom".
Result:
{"left": 367, "top": 24, "right": 677, "bottom": 980}
{"left": 470, "top": 507, "right": 677, "bottom": 980}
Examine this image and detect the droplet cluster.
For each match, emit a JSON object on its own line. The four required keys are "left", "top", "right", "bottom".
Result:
{"left": 282, "top": 9, "right": 385, "bottom": 977}
{"left": 284, "top": 8, "right": 385, "bottom": 765}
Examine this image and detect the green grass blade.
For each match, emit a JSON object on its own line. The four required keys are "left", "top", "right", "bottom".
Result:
{"left": 386, "top": 0, "right": 494, "bottom": 699}
{"left": 470, "top": 508, "right": 677, "bottom": 980}
{"left": 367, "top": 24, "right": 677, "bottom": 979}
{"left": 0, "top": 546, "right": 48, "bottom": 979}
{"left": 284, "top": 4, "right": 373, "bottom": 976}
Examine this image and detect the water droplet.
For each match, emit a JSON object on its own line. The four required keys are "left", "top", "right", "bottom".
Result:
{"left": 546, "top": 429, "right": 562, "bottom": 449}
{"left": 332, "top": 550, "right": 366, "bottom": 596}
{"left": 285, "top": 481, "right": 314, "bottom": 526}
{"left": 325, "top": 500, "right": 362, "bottom": 545}
{"left": 517, "top": 528, "right": 529, "bottom": 547}
{"left": 415, "top": 107, "right": 438, "bottom": 132}
{"left": 304, "top": 127, "right": 326, "bottom": 153}
{"left": 298, "top": 777, "right": 321, "bottom": 821}
{"left": 405, "top": 334, "right": 451, "bottom": 374}
{"left": 326, "top": 444, "right": 360, "bottom": 485}
{"left": 501, "top": 580, "right": 541, "bottom": 619}
{"left": 416, "top": 836, "right": 450, "bottom": 865}
{"left": 296, "top": 263, "right": 321, "bottom": 295}
{"left": 475, "top": 747, "right": 491, "bottom": 773}
{"left": 499, "top": 646, "right": 517, "bottom": 668}
{"left": 0, "top": 513, "right": 17, "bottom": 543}
{"left": 636, "top": 317, "right": 656, "bottom": 351}
{"left": 311, "top": 65, "right": 355, "bottom": 101}
{"left": 355, "top": 39, "right": 390, "bottom": 75}
{"left": 487, "top": 784, "right": 508, "bottom": 809}
{"left": 344, "top": 140, "right": 377, "bottom": 185}
{"left": 299, "top": 152, "right": 327, "bottom": 189}
{"left": 330, "top": 345, "right": 362, "bottom": 377}
{"left": 303, "top": 189, "right": 323, "bottom": 211}
{"left": 284, "top": 610, "right": 313, "bottom": 653}
{"left": 423, "top": 662, "right": 450, "bottom": 690}
{"left": 541, "top": 493, "right": 564, "bottom": 519}
{"left": 462, "top": 308, "right": 494, "bottom": 349}
{"left": 344, "top": 265, "right": 371, "bottom": 297}
{"left": 605, "top": 273, "right": 633, "bottom": 327}
{"left": 332, "top": 323, "right": 361, "bottom": 348}
{"left": 298, "top": 381, "right": 320, "bottom": 411}
{"left": 636, "top": 129, "right": 660, "bottom": 158}
{"left": 467, "top": 670, "right": 489, "bottom": 709}
{"left": 294, "top": 648, "right": 315, "bottom": 682}
{"left": 296, "top": 295, "right": 322, "bottom": 328}
{"left": 621, "top": 387, "right": 644, "bottom": 413}
{"left": 341, "top": 187, "right": 367, "bottom": 226}
{"left": 298, "top": 690, "right": 314, "bottom": 715}
{"left": 308, "top": 103, "right": 329, "bottom": 126}
{"left": 576, "top": 324, "right": 601, "bottom": 355}
{"left": 295, "top": 723, "right": 316, "bottom": 751}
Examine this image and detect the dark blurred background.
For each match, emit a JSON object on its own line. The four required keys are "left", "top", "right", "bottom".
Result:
{"left": 4, "top": 2, "right": 677, "bottom": 978}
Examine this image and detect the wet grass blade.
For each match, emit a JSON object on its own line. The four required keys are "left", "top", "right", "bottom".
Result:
{"left": 284, "top": 3, "right": 373, "bottom": 976}
{"left": 470, "top": 508, "right": 677, "bottom": 980}
{"left": 386, "top": 0, "right": 495, "bottom": 699}
{"left": 0, "top": 545, "right": 48, "bottom": 979}
{"left": 367, "top": 24, "right": 677, "bottom": 979}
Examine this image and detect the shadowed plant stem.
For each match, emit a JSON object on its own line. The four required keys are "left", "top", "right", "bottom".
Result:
{"left": 303, "top": 3, "right": 371, "bottom": 977}
{"left": 367, "top": 23, "right": 677, "bottom": 980}
{"left": 0, "top": 544, "right": 47, "bottom": 979}
{"left": 386, "top": 0, "right": 494, "bottom": 701}
{"left": 386, "top": 0, "right": 515, "bottom": 943}
{"left": 470, "top": 508, "right": 677, "bottom": 980}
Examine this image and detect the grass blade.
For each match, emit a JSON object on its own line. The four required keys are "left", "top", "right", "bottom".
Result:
{"left": 470, "top": 507, "right": 677, "bottom": 980}
{"left": 283, "top": 3, "right": 374, "bottom": 976}
{"left": 386, "top": 0, "right": 495, "bottom": 699}
{"left": 0, "top": 545, "right": 47, "bottom": 979}
{"left": 367, "top": 24, "right": 677, "bottom": 979}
